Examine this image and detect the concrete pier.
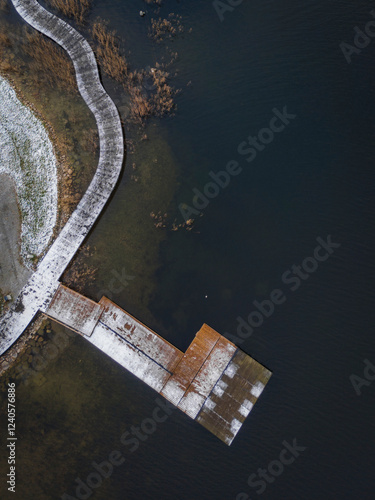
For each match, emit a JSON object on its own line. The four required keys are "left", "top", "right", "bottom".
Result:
{"left": 45, "top": 285, "right": 272, "bottom": 445}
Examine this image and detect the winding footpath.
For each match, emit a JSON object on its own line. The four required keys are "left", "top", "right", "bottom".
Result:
{"left": 0, "top": 0, "right": 124, "bottom": 354}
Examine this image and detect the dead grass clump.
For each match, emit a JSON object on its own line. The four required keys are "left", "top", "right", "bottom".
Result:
{"left": 92, "top": 19, "right": 128, "bottom": 83}
{"left": 91, "top": 21, "right": 151, "bottom": 123}
{"left": 44, "top": 0, "right": 92, "bottom": 25}
{"left": 128, "top": 86, "right": 152, "bottom": 123}
{"left": 0, "top": 0, "right": 9, "bottom": 12}
{"left": 0, "top": 33, "right": 11, "bottom": 47}
{"left": 149, "top": 14, "right": 184, "bottom": 43}
{"left": 0, "top": 33, "right": 11, "bottom": 48}
{"left": 0, "top": 61, "right": 16, "bottom": 74}
{"left": 151, "top": 67, "right": 175, "bottom": 116}
{"left": 62, "top": 245, "right": 97, "bottom": 294}
{"left": 92, "top": 19, "right": 180, "bottom": 124}
{"left": 22, "top": 29, "right": 77, "bottom": 93}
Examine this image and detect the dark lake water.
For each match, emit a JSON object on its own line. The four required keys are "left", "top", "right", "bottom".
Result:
{"left": 1, "top": 0, "right": 375, "bottom": 498}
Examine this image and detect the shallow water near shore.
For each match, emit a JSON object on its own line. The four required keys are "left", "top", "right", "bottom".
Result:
{"left": 1, "top": 0, "right": 375, "bottom": 499}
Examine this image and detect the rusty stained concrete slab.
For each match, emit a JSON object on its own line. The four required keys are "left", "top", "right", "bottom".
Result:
{"left": 177, "top": 335, "right": 237, "bottom": 419}
{"left": 160, "top": 324, "right": 220, "bottom": 406}
{"left": 196, "top": 350, "right": 272, "bottom": 445}
{"left": 86, "top": 322, "right": 174, "bottom": 392}
{"left": 98, "top": 297, "right": 183, "bottom": 373}
{"left": 46, "top": 285, "right": 103, "bottom": 336}
{"left": 44, "top": 287, "right": 272, "bottom": 445}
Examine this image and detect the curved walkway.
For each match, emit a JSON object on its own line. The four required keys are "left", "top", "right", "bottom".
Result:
{"left": 0, "top": 0, "right": 124, "bottom": 354}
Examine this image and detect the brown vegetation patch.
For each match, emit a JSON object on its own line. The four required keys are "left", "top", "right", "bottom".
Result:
{"left": 0, "top": 0, "right": 9, "bottom": 13}
{"left": 44, "top": 0, "right": 92, "bottom": 25}
{"left": 62, "top": 245, "right": 97, "bottom": 295}
{"left": 91, "top": 19, "right": 180, "bottom": 124}
{"left": 150, "top": 65, "right": 178, "bottom": 116}
{"left": 0, "top": 17, "right": 98, "bottom": 238}
{"left": 0, "top": 32, "right": 11, "bottom": 47}
{"left": 149, "top": 14, "right": 184, "bottom": 42}
{"left": 22, "top": 28, "right": 77, "bottom": 93}
{"left": 92, "top": 20, "right": 128, "bottom": 82}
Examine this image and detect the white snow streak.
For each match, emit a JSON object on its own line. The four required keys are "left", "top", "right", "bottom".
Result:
{"left": 250, "top": 381, "right": 265, "bottom": 398}
{"left": 0, "top": 76, "right": 57, "bottom": 265}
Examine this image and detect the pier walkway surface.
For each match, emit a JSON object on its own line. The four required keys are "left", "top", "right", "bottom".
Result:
{"left": 0, "top": 0, "right": 124, "bottom": 354}
{"left": 0, "top": 0, "right": 272, "bottom": 444}
{"left": 46, "top": 285, "right": 272, "bottom": 445}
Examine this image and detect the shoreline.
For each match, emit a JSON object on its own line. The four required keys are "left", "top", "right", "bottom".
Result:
{"left": 0, "top": 74, "right": 75, "bottom": 235}
{"left": 0, "top": 11, "right": 105, "bottom": 373}
{"left": 0, "top": 74, "right": 58, "bottom": 266}
{"left": 0, "top": 312, "right": 44, "bottom": 378}
{"left": 0, "top": 72, "right": 95, "bottom": 243}
{"left": 0, "top": 0, "right": 187, "bottom": 373}
{"left": 0, "top": 74, "right": 64, "bottom": 375}
{"left": 0, "top": 0, "right": 124, "bottom": 358}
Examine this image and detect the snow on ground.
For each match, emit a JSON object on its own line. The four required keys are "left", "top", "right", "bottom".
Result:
{"left": 0, "top": 76, "right": 57, "bottom": 266}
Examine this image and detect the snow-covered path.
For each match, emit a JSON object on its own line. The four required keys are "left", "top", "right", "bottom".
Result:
{"left": 0, "top": 0, "right": 124, "bottom": 354}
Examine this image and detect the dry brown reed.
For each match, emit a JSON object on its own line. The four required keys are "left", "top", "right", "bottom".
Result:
{"left": 91, "top": 19, "right": 178, "bottom": 124}
{"left": 0, "top": 0, "right": 9, "bottom": 13}
{"left": 22, "top": 29, "right": 77, "bottom": 93}
{"left": 44, "top": 0, "right": 92, "bottom": 25}
{"left": 92, "top": 20, "right": 128, "bottom": 83}
{"left": 149, "top": 14, "right": 184, "bottom": 42}
{"left": 0, "top": 33, "right": 11, "bottom": 48}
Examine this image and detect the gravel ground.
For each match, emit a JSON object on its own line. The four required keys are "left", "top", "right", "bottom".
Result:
{"left": 0, "top": 174, "right": 32, "bottom": 302}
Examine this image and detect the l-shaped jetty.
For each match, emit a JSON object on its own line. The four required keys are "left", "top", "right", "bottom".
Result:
{"left": 0, "top": 0, "right": 271, "bottom": 445}
{"left": 46, "top": 284, "right": 272, "bottom": 445}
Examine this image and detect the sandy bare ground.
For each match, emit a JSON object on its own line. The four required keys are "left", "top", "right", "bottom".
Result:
{"left": 0, "top": 0, "right": 124, "bottom": 355}
{"left": 0, "top": 174, "right": 32, "bottom": 300}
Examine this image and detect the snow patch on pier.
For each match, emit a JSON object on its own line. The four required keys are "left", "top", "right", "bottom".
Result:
{"left": 0, "top": 76, "right": 57, "bottom": 265}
